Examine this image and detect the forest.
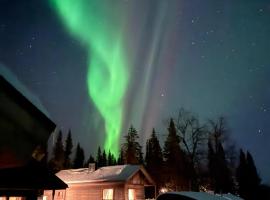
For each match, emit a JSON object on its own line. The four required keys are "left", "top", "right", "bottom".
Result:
{"left": 47, "top": 108, "right": 270, "bottom": 200}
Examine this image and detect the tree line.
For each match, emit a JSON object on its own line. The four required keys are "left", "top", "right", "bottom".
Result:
{"left": 47, "top": 108, "right": 270, "bottom": 200}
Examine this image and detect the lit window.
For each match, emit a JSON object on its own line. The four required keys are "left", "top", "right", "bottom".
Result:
{"left": 128, "top": 189, "right": 135, "bottom": 200}
{"left": 103, "top": 188, "right": 113, "bottom": 200}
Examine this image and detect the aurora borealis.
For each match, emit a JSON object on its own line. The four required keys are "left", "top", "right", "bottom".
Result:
{"left": 0, "top": 0, "right": 270, "bottom": 182}
{"left": 50, "top": 0, "right": 129, "bottom": 155}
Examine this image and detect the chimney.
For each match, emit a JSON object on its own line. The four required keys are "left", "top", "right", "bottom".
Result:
{"left": 88, "top": 163, "right": 96, "bottom": 173}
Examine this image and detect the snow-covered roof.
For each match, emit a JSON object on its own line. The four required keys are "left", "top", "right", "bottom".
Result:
{"left": 57, "top": 165, "right": 154, "bottom": 184}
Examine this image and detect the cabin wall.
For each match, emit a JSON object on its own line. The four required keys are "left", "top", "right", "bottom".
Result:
{"left": 43, "top": 189, "right": 66, "bottom": 200}
{"left": 45, "top": 182, "right": 125, "bottom": 200}
{"left": 125, "top": 184, "right": 145, "bottom": 200}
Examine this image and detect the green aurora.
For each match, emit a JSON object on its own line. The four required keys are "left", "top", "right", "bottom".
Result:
{"left": 50, "top": 0, "right": 129, "bottom": 156}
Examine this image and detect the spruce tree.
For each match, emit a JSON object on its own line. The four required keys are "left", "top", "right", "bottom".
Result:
{"left": 163, "top": 119, "right": 188, "bottom": 190}
{"left": 73, "top": 143, "right": 85, "bottom": 169}
{"left": 108, "top": 150, "right": 113, "bottom": 166}
{"left": 122, "top": 125, "right": 143, "bottom": 164}
{"left": 216, "top": 143, "right": 233, "bottom": 193}
{"left": 145, "top": 128, "right": 163, "bottom": 190}
{"left": 246, "top": 151, "right": 261, "bottom": 189}
{"left": 237, "top": 150, "right": 261, "bottom": 200}
{"left": 64, "top": 130, "right": 73, "bottom": 169}
{"left": 117, "top": 148, "right": 124, "bottom": 165}
{"left": 236, "top": 149, "right": 248, "bottom": 199}
{"left": 96, "top": 146, "right": 103, "bottom": 168}
{"left": 208, "top": 139, "right": 216, "bottom": 189}
{"left": 102, "top": 150, "right": 107, "bottom": 167}
{"left": 111, "top": 154, "right": 117, "bottom": 165}
{"left": 208, "top": 138, "right": 233, "bottom": 193}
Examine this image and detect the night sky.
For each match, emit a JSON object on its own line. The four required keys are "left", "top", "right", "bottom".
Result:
{"left": 0, "top": 0, "right": 269, "bottom": 183}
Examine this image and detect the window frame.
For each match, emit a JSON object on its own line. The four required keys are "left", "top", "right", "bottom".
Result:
{"left": 102, "top": 188, "right": 114, "bottom": 200}
{"left": 128, "top": 188, "right": 136, "bottom": 200}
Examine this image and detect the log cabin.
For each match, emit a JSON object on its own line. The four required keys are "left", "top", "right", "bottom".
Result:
{"left": 44, "top": 164, "right": 156, "bottom": 200}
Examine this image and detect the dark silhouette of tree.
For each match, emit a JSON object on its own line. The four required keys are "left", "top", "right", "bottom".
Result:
{"left": 102, "top": 149, "right": 107, "bottom": 167}
{"left": 63, "top": 129, "right": 73, "bottom": 169}
{"left": 216, "top": 142, "right": 234, "bottom": 193}
{"left": 96, "top": 146, "right": 103, "bottom": 168}
{"left": 236, "top": 149, "right": 248, "bottom": 199}
{"left": 208, "top": 138, "right": 216, "bottom": 189}
{"left": 107, "top": 150, "right": 117, "bottom": 166}
{"left": 176, "top": 108, "right": 207, "bottom": 163}
{"left": 145, "top": 128, "right": 164, "bottom": 191}
{"left": 117, "top": 148, "right": 124, "bottom": 165}
{"left": 175, "top": 108, "right": 207, "bottom": 190}
{"left": 108, "top": 150, "right": 113, "bottom": 166}
{"left": 246, "top": 151, "right": 261, "bottom": 189}
{"left": 73, "top": 143, "right": 85, "bottom": 169}
{"left": 122, "top": 125, "right": 143, "bottom": 164}
{"left": 236, "top": 150, "right": 261, "bottom": 200}
{"left": 257, "top": 184, "right": 270, "bottom": 200}
{"left": 111, "top": 154, "right": 117, "bottom": 165}
{"left": 207, "top": 118, "right": 234, "bottom": 193}
{"left": 49, "top": 130, "right": 65, "bottom": 172}
{"left": 163, "top": 119, "right": 189, "bottom": 190}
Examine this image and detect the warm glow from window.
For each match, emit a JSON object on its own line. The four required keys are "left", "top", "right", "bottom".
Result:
{"left": 103, "top": 188, "right": 113, "bottom": 200}
{"left": 160, "top": 187, "right": 168, "bottom": 193}
{"left": 128, "top": 189, "right": 135, "bottom": 200}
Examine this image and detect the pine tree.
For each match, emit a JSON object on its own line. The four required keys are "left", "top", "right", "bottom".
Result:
{"left": 208, "top": 139, "right": 233, "bottom": 193}
{"left": 63, "top": 130, "right": 73, "bottom": 169}
{"left": 216, "top": 143, "right": 233, "bottom": 193}
{"left": 207, "top": 117, "right": 235, "bottom": 193}
{"left": 163, "top": 119, "right": 188, "bottom": 190}
{"left": 108, "top": 150, "right": 113, "bottom": 166}
{"left": 208, "top": 139, "right": 216, "bottom": 189}
{"left": 111, "top": 154, "right": 117, "bottom": 165}
{"left": 145, "top": 128, "right": 163, "bottom": 190}
{"left": 49, "top": 130, "right": 65, "bottom": 172}
{"left": 117, "top": 148, "right": 124, "bottom": 165}
{"left": 96, "top": 146, "right": 103, "bottom": 168}
{"left": 246, "top": 151, "right": 261, "bottom": 189}
{"left": 122, "top": 125, "right": 143, "bottom": 164}
{"left": 102, "top": 150, "right": 107, "bottom": 167}
{"left": 236, "top": 150, "right": 261, "bottom": 200}
{"left": 73, "top": 143, "right": 85, "bottom": 169}
{"left": 236, "top": 149, "right": 248, "bottom": 199}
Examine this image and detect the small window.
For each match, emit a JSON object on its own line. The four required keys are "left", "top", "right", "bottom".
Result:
{"left": 128, "top": 189, "right": 135, "bottom": 200}
{"left": 103, "top": 188, "right": 114, "bottom": 200}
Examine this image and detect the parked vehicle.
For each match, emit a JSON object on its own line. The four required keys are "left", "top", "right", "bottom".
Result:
{"left": 156, "top": 192, "right": 243, "bottom": 200}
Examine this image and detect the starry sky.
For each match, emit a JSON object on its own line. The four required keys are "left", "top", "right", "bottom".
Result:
{"left": 0, "top": 0, "right": 269, "bottom": 183}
